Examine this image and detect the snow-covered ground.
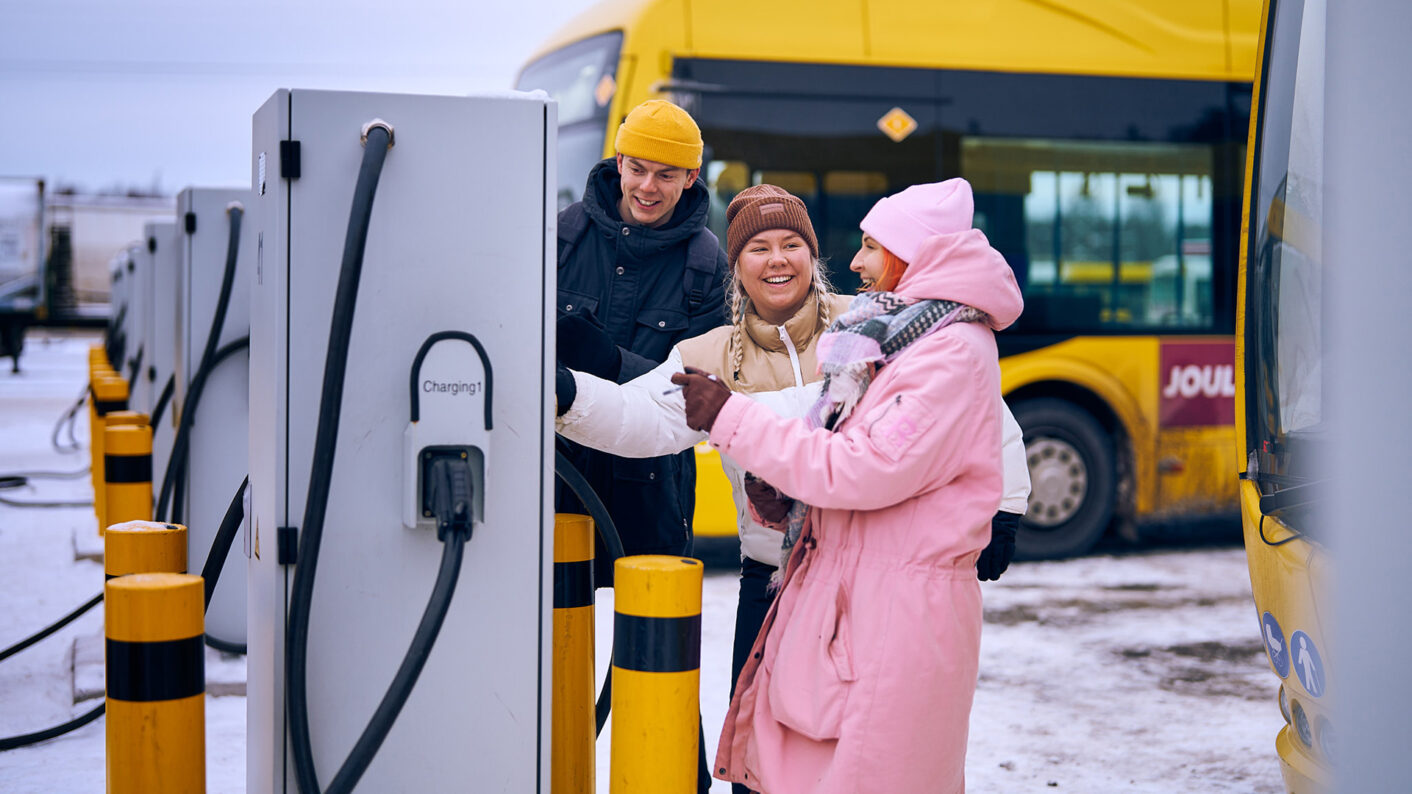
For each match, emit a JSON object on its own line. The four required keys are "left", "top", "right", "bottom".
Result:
{"left": 0, "top": 330, "right": 1285, "bottom": 792}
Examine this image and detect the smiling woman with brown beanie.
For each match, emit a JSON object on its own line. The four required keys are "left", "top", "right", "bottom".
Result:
{"left": 555, "top": 185, "right": 849, "bottom": 786}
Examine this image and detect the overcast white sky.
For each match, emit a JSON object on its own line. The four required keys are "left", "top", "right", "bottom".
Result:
{"left": 0, "top": 0, "right": 597, "bottom": 194}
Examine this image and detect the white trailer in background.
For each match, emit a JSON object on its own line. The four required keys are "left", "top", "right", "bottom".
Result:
{"left": 0, "top": 177, "right": 44, "bottom": 372}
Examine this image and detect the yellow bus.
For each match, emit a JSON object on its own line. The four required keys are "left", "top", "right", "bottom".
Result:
{"left": 1237, "top": 0, "right": 1329, "bottom": 789}
{"left": 521, "top": 0, "right": 1261, "bottom": 559}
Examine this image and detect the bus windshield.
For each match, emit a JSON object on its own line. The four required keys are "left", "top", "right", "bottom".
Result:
{"left": 1246, "top": 0, "right": 1325, "bottom": 504}
{"left": 515, "top": 31, "right": 623, "bottom": 210}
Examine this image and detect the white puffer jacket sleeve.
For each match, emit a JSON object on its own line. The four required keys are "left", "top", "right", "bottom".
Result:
{"left": 557, "top": 350, "right": 822, "bottom": 567}
{"left": 999, "top": 401, "right": 1031, "bottom": 515}
{"left": 556, "top": 348, "right": 705, "bottom": 458}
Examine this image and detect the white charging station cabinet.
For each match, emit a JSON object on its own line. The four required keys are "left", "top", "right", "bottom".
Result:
{"left": 119, "top": 240, "right": 148, "bottom": 398}
{"left": 248, "top": 88, "right": 556, "bottom": 792}
{"left": 141, "top": 220, "right": 178, "bottom": 478}
{"left": 175, "top": 187, "right": 254, "bottom": 648}
{"left": 106, "top": 249, "right": 128, "bottom": 366}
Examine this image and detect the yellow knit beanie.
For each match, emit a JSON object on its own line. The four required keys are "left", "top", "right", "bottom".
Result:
{"left": 613, "top": 100, "right": 703, "bottom": 169}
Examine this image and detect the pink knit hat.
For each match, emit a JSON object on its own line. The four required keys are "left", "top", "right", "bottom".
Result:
{"left": 859, "top": 178, "right": 975, "bottom": 264}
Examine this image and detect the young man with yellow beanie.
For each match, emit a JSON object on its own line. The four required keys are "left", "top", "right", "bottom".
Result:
{"left": 553, "top": 98, "right": 726, "bottom": 794}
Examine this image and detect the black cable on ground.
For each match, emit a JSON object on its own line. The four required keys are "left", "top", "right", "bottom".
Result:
{"left": 0, "top": 476, "right": 250, "bottom": 750}
{"left": 0, "top": 465, "right": 93, "bottom": 507}
{"left": 287, "top": 122, "right": 392, "bottom": 794}
{"left": 205, "top": 635, "right": 247, "bottom": 655}
{"left": 0, "top": 593, "right": 103, "bottom": 663}
{"left": 0, "top": 468, "right": 89, "bottom": 480}
{"left": 0, "top": 703, "right": 104, "bottom": 751}
{"left": 51, "top": 386, "right": 86, "bottom": 454}
{"left": 1, "top": 393, "right": 94, "bottom": 506}
{"left": 0, "top": 475, "right": 92, "bottom": 509}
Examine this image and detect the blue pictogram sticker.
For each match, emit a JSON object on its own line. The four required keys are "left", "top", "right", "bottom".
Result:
{"left": 1261, "top": 612, "right": 1290, "bottom": 678}
{"left": 1291, "top": 630, "right": 1325, "bottom": 698}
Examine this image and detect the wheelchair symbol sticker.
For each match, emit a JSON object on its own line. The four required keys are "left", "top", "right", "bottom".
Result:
{"left": 1290, "top": 630, "right": 1325, "bottom": 698}
{"left": 1261, "top": 612, "right": 1289, "bottom": 678}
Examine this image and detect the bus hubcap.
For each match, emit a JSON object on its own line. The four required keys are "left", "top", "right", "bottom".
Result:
{"left": 1026, "top": 437, "right": 1087, "bottom": 527}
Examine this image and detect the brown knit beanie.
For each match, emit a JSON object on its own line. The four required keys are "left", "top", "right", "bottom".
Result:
{"left": 725, "top": 185, "right": 818, "bottom": 265}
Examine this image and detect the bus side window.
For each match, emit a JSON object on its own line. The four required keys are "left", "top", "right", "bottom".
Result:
{"left": 963, "top": 138, "right": 1216, "bottom": 333}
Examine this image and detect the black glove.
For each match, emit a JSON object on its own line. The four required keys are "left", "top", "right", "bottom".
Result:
{"left": 669, "top": 366, "right": 732, "bottom": 432}
{"left": 977, "top": 511, "right": 1021, "bottom": 581}
{"left": 557, "top": 311, "right": 621, "bottom": 381}
{"left": 743, "top": 473, "right": 791, "bottom": 526}
{"left": 555, "top": 364, "right": 576, "bottom": 417}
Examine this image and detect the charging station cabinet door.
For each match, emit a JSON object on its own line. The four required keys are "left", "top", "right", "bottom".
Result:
{"left": 109, "top": 250, "right": 128, "bottom": 361}
{"left": 176, "top": 186, "right": 253, "bottom": 649}
{"left": 248, "top": 89, "right": 556, "bottom": 793}
{"left": 127, "top": 230, "right": 156, "bottom": 414}
{"left": 144, "top": 220, "right": 178, "bottom": 485}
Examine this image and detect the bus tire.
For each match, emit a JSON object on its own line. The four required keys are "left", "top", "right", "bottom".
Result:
{"left": 1011, "top": 398, "right": 1115, "bottom": 560}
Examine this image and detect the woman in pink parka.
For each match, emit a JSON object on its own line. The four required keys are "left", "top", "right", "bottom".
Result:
{"left": 672, "top": 178, "right": 1024, "bottom": 794}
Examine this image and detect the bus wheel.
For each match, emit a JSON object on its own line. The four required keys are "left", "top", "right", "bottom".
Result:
{"left": 1012, "top": 398, "right": 1115, "bottom": 560}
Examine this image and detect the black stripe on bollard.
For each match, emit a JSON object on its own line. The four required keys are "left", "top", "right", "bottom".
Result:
{"left": 613, "top": 613, "right": 701, "bottom": 673}
{"left": 103, "top": 454, "right": 153, "bottom": 484}
{"left": 106, "top": 635, "right": 205, "bottom": 701}
{"left": 553, "top": 560, "right": 594, "bottom": 609}
{"left": 95, "top": 399, "right": 128, "bottom": 415}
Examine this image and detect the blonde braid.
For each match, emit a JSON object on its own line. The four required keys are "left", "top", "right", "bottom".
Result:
{"left": 725, "top": 263, "right": 749, "bottom": 382}
{"left": 728, "top": 323, "right": 746, "bottom": 384}
{"left": 812, "top": 256, "right": 835, "bottom": 334}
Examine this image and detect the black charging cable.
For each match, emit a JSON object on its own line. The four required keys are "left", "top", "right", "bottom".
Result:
{"left": 154, "top": 202, "right": 244, "bottom": 525}
{"left": 284, "top": 120, "right": 511, "bottom": 794}
{"left": 552, "top": 448, "right": 626, "bottom": 734}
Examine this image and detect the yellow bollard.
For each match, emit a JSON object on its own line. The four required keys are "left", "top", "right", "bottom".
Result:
{"left": 610, "top": 555, "right": 703, "bottom": 794}
{"left": 553, "top": 514, "right": 596, "bottom": 794}
{"left": 105, "top": 573, "right": 206, "bottom": 793}
{"left": 89, "top": 376, "right": 129, "bottom": 532}
{"left": 105, "top": 520, "right": 187, "bottom": 578}
{"left": 89, "top": 348, "right": 112, "bottom": 378}
{"left": 103, "top": 418, "right": 152, "bottom": 534}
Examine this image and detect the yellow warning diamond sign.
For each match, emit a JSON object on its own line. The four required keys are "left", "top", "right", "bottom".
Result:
{"left": 595, "top": 74, "right": 617, "bottom": 108}
{"left": 877, "top": 107, "right": 918, "bottom": 143}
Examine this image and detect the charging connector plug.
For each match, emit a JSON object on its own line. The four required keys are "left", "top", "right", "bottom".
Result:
{"left": 427, "top": 457, "right": 475, "bottom": 543}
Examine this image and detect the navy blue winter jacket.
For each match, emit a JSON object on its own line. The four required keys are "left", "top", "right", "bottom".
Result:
{"left": 554, "top": 158, "right": 728, "bottom": 584}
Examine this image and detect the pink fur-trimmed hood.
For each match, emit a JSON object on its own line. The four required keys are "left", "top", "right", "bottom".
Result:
{"left": 894, "top": 229, "right": 1024, "bottom": 331}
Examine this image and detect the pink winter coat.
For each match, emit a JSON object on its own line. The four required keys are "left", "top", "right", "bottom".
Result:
{"left": 708, "top": 229, "right": 1024, "bottom": 794}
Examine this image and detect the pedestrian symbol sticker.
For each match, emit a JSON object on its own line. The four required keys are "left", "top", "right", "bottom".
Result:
{"left": 1261, "top": 612, "right": 1289, "bottom": 678}
{"left": 877, "top": 107, "right": 918, "bottom": 142}
{"left": 1291, "top": 630, "right": 1325, "bottom": 697}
